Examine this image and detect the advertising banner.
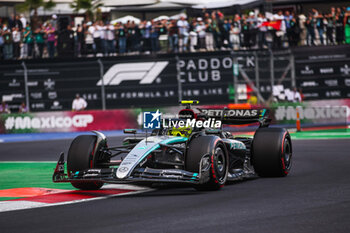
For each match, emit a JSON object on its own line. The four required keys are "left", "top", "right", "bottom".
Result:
{"left": 1, "top": 99, "right": 349, "bottom": 134}
{"left": 270, "top": 99, "right": 350, "bottom": 126}
{"left": 0, "top": 110, "right": 139, "bottom": 134}
{"left": 1, "top": 54, "right": 241, "bottom": 112}
{"left": 293, "top": 45, "right": 350, "bottom": 100}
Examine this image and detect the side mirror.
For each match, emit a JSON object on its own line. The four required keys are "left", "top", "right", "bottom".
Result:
{"left": 123, "top": 129, "right": 137, "bottom": 134}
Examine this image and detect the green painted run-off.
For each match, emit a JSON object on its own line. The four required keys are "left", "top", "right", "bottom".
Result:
{"left": 0, "top": 162, "right": 74, "bottom": 201}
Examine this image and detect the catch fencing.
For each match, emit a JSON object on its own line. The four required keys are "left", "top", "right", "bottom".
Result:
{"left": 0, "top": 45, "right": 349, "bottom": 112}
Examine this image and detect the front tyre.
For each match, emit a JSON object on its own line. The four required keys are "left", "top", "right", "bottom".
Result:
{"left": 186, "top": 136, "right": 228, "bottom": 191}
{"left": 67, "top": 135, "right": 104, "bottom": 190}
{"left": 252, "top": 128, "right": 292, "bottom": 177}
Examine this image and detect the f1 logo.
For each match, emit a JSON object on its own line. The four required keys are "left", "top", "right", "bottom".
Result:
{"left": 143, "top": 110, "right": 162, "bottom": 129}
{"left": 97, "top": 62, "right": 168, "bottom": 86}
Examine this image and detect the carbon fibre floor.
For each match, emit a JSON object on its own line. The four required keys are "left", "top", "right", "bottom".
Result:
{"left": 1, "top": 138, "right": 350, "bottom": 233}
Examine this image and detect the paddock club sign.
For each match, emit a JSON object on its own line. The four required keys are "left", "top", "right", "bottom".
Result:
{"left": 95, "top": 54, "right": 246, "bottom": 108}
{"left": 0, "top": 52, "right": 255, "bottom": 111}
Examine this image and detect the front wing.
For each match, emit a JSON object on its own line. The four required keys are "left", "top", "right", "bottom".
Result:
{"left": 53, "top": 153, "right": 206, "bottom": 185}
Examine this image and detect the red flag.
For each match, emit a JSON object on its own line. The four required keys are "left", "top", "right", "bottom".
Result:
{"left": 260, "top": 20, "right": 282, "bottom": 30}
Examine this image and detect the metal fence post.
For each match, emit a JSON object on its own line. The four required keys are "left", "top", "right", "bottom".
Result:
{"left": 232, "top": 57, "right": 239, "bottom": 104}
{"left": 269, "top": 49, "right": 275, "bottom": 95}
{"left": 21, "top": 61, "right": 30, "bottom": 112}
{"left": 290, "top": 53, "right": 296, "bottom": 88}
{"left": 254, "top": 51, "right": 260, "bottom": 103}
{"left": 175, "top": 56, "right": 182, "bottom": 103}
{"left": 97, "top": 59, "right": 106, "bottom": 110}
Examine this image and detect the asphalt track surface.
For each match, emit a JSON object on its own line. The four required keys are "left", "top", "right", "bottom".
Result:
{"left": 1, "top": 137, "right": 350, "bottom": 233}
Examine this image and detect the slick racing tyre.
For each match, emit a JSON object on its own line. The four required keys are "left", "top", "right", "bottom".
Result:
{"left": 252, "top": 128, "right": 292, "bottom": 177}
{"left": 67, "top": 135, "right": 104, "bottom": 190}
{"left": 186, "top": 136, "right": 229, "bottom": 191}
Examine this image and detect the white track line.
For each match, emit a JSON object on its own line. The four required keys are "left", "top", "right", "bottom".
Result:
{"left": 0, "top": 160, "right": 121, "bottom": 163}
{"left": 0, "top": 161, "right": 56, "bottom": 163}
{"left": 0, "top": 185, "right": 153, "bottom": 213}
{"left": 0, "top": 201, "right": 47, "bottom": 212}
{"left": 300, "top": 132, "right": 350, "bottom": 136}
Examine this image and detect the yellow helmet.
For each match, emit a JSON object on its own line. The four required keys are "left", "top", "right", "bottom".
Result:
{"left": 168, "top": 126, "right": 193, "bottom": 137}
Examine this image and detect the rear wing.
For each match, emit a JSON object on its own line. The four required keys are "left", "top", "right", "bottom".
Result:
{"left": 178, "top": 100, "right": 270, "bottom": 127}
{"left": 200, "top": 109, "right": 271, "bottom": 127}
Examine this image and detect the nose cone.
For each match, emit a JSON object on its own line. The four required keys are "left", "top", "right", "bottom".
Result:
{"left": 116, "top": 166, "right": 129, "bottom": 179}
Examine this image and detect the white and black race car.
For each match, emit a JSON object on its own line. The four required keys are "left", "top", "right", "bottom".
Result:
{"left": 53, "top": 101, "right": 292, "bottom": 191}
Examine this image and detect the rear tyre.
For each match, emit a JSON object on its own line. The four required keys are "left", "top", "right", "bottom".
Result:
{"left": 67, "top": 135, "right": 104, "bottom": 190}
{"left": 186, "top": 136, "right": 228, "bottom": 191}
{"left": 252, "top": 128, "right": 292, "bottom": 177}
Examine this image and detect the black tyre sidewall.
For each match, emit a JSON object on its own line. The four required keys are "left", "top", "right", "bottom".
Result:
{"left": 210, "top": 142, "right": 228, "bottom": 186}
{"left": 186, "top": 136, "right": 228, "bottom": 190}
{"left": 281, "top": 135, "right": 292, "bottom": 175}
{"left": 252, "top": 128, "right": 292, "bottom": 177}
{"left": 67, "top": 135, "right": 104, "bottom": 190}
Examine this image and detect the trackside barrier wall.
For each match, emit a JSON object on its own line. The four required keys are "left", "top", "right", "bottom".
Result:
{"left": 1, "top": 45, "right": 350, "bottom": 113}
{"left": 0, "top": 109, "right": 138, "bottom": 134}
{"left": 1, "top": 100, "right": 349, "bottom": 134}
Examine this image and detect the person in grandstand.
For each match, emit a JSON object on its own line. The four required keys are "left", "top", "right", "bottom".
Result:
{"left": 72, "top": 94, "right": 87, "bottom": 111}
{"left": 0, "top": 101, "right": 11, "bottom": 114}
{"left": 273, "top": 10, "right": 286, "bottom": 49}
{"left": 230, "top": 14, "right": 241, "bottom": 50}
{"left": 257, "top": 13, "right": 267, "bottom": 49}
{"left": 196, "top": 18, "right": 206, "bottom": 50}
{"left": 34, "top": 25, "right": 45, "bottom": 58}
{"left": 287, "top": 87, "right": 302, "bottom": 103}
{"left": 12, "top": 26, "right": 21, "bottom": 59}
{"left": 335, "top": 7, "right": 345, "bottom": 44}
{"left": 345, "top": 9, "right": 350, "bottom": 44}
{"left": 18, "top": 102, "right": 28, "bottom": 113}
{"left": 45, "top": 23, "right": 56, "bottom": 58}
{"left": 177, "top": 15, "right": 189, "bottom": 52}
{"left": 57, "top": 24, "right": 75, "bottom": 57}
{"left": 2, "top": 25, "right": 13, "bottom": 59}
{"left": 167, "top": 19, "right": 179, "bottom": 53}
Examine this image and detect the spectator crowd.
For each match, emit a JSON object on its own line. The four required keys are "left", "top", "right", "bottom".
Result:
{"left": 0, "top": 6, "right": 349, "bottom": 60}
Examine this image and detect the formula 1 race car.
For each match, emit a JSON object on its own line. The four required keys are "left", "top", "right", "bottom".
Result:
{"left": 53, "top": 101, "right": 292, "bottom": 191}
